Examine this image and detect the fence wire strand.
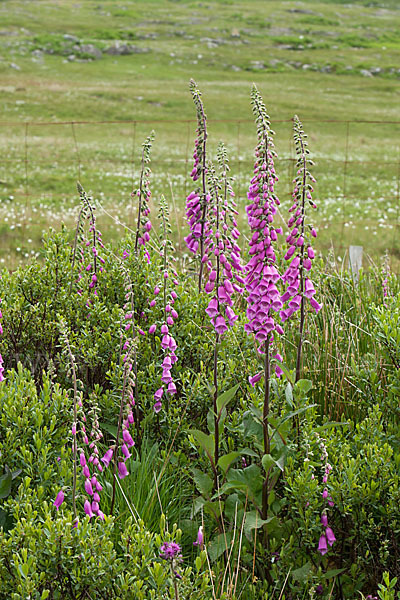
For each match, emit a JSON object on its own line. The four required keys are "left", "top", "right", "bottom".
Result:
{"left": 1, "top": 117, "right": 399, "bottom": 265}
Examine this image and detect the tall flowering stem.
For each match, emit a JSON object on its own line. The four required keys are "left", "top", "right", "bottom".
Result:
{"left": 204, "top": 152, "right": 243, "bottom": 487}
{"left": 0, "top": 294, "right": 4, "bottom": 382}
{"left": 134, "top": 131, "right": 155, "bottom": 259}
{"left": 148, "top": 197, "right": 180, "bottom": 414}
{"left": 184, "top": 80, "right": 209, "bottom": 292}
{"left": 58, "top": 319, "right": 78, "bottom": 521}
{"left": 244, "top": 86, "right": 283, "bottom": 523}
{"left": 110, "top": 272, "right": 137, "bottom": 514}
{"left": 58, "top": 320, "right": 106, "bottom": 522}
{"left": 316, "top": 435, "right": 336, "bottom": 556}
{"left": 281, "top": 116, "right": 321, "bottom": 382}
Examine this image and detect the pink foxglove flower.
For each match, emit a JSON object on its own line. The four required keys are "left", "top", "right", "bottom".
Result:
{"left": 84, "top": 499, "right": 94, "bottom": 518}
{"left": 53, "top": 490, "right": 65, "bottom": 510}
{"left": 325, "top": 527, "right": 336, "bottom": 546}
{"left": 117, "top": 461, "right": 129, "bottom": 479}
{"left": 318, "top": 534, "right": 328, "bottom": 556}
{"left": 193, "top": 525, "right": 204, "bottom": 549}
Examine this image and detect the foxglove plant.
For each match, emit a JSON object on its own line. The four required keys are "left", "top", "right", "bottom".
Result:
{"left": 148, "top": 196, "right": 179, "bottom": 414}
{"left": 184, "top": 80, "right": 209, "bottom": 291}
{"left": 134, "top": 131, "right": 155, "bottom": 261}
{"left": 110, "top": 271, "right": 137, "bottom": 514}
{"left": 281, "top": 116, "right": 321, "bottom": 382}
{"left": 244, "top": 85, "right": 283, "bottom": 520}
{"left": 57, "top": 319, "right": 106, "bottom": 522}
{"left": 204, "top": 154, "right": 243, "bottom": 485}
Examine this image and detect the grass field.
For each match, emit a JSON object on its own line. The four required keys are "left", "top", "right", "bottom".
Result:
{"left": 0, "top": 0, "right": 399, "bottom": 267}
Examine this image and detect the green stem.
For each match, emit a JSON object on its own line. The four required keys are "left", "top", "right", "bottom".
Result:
{"left": 261, "top": 336, "right": 271, "bottom": 521}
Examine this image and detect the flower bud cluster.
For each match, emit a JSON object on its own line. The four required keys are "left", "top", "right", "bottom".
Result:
{"left": 134, "top": 131, "right": 155, "bottom": 262}
{"left": 204, "top": 150, "right": 243, "bottom": 336}
{"left": 244, "top": 86, "right": 284, "bottom": 364}
{"left": 281, "top": 116, "right": 321, "bottom": 321}
{"left": 150, "top": 197, "right": 180, "bottom": 413}
{"left": 184, "top": 80, "right": 208, "bottom": 265}
{"left": 75, "top": 185, "right": 106, "bottom": 301}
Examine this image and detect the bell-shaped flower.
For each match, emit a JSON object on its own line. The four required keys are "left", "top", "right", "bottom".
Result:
{"left": 118, "top": 461, "right": 129, "bottom": 479}
{"left": 53, "top": 490, "right": 65, "bottom": 510}
{"left": 214, "top": 315, "right": 228, "bottom": 335}
{"left": 205, "top": 298, "right": 219, "bottom": 318}
{"left": 325, "top": 527, "right": 336, "bottom": 546}
{"left": 318, "top": 534, "right": 328, "bottom": 555}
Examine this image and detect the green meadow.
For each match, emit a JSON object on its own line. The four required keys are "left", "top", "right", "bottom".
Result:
{"left": 0, "top": 0, "right": 399, "bottom": 267}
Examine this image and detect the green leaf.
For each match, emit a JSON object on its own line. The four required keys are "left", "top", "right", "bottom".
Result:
{"left": 100, "top": 422, "right": 118, "bottom": 438}
{"left": 0, "top": 471, "right": 12, "bottom": 499}
{"left": 18, "top": 563, "right": 29, "bottom": 579}
{"left": 262, "top": 454, "right": 275, "bottom": 472}
{"left": 276, "top": 363, "right": 294, "bottom": 384}
{"left": 295, "top": 379, "right": 313, "bottom": 395}
{"left": 192, "top": 468, "right": 213, "bottom": 497}
{"left": 216, "top": 384, "right": 239, "bottom": 416}
{"left": 322, "top": 568, "right": 347, "bottom": 579}
{"left": 285, "top": 383, "right": 293, "bottom": 407}
{"left": 291, "top": 561, "right": 312, "bottom": 582}
{"left": 262, "top": 452, "right": 286, "bottom": 473}
{"left": 11, "top": 469, "right": 22, "bottom": 481}
{"left": 243, "top": 510, "right": 272, "bottom": 537}
{"left": 190, "top": 430, "right": 215, "bottom": 464}
{"left": 218, "top": 452, "right": 240, "bottom": 474}
{"left": 239, "top": 447, "right": 259, "bottom": 458}
{"left": 208, "top": 532, "right": 233, "bottom": 562}
{"left": 315, "top": 421, "right": 350, "bottom": 432}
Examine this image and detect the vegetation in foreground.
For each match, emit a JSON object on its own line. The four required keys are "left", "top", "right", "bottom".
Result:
{"left": 0, "top": 81, "right": 399, "bottom": 599}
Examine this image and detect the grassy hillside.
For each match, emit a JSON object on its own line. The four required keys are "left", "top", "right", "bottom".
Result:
{"left": 0, "top": 0, "right": 399, "bottom": 267}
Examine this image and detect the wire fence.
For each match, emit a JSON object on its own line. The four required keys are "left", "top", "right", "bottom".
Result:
{"left": 0, "top": 117, "right": 399, "bottom": 267}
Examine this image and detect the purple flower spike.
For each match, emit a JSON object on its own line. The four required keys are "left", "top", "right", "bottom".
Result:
{"left": 244, "top": 85, "right": 283, "bottom": 377}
